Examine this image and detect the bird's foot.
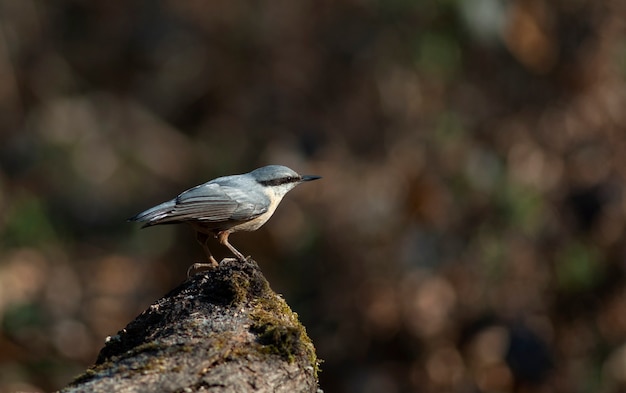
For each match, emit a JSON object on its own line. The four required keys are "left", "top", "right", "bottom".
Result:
{"left": 186, "top": 258, "right": 219, "bottom": 279}
{"left": 228, "top": 250, "right": 246, "bottom": 262}
{"left": 220, "top": 256, "right": 250, "bottom": 264}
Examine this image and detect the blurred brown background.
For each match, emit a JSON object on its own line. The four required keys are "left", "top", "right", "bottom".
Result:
{"left": 1, "top": 1, "right": 625, "bottom": 392}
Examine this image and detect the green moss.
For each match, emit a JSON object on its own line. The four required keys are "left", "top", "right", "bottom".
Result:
{"left": 228, "top": 271, "right": 252, "bottom": 305}
{"left": 228, "top": 263, "right": 320, "bottom": 375}
{"left": 253, "top": 324, "right": 301, "bottom": 362}
{"left": 248, "top": 292, "right": 320, "bottom": 377}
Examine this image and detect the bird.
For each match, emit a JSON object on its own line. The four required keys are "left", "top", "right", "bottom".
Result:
{"left": 129, "top": 165, "right": 321, "bottom": 275}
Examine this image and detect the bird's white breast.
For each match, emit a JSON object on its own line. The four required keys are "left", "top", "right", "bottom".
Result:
{"left": 229, "top": 190, "right": 283, "bottom": 232}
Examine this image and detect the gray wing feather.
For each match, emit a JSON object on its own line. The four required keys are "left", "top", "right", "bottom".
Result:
{"left": 152, "top": 182, "right": 269, "bottom": 224}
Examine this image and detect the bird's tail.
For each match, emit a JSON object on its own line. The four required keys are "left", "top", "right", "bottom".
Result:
{"left": 128, "top": 200, "right": 175, "bottom": 227}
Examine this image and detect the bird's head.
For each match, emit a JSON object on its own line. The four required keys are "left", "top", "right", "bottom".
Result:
{"left": 251, "top": 165, "right": 321, "bottom": 198}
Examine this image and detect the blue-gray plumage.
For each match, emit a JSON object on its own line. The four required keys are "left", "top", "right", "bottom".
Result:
{"left": 129, "top": 165, "right": 320, "bottom": 273}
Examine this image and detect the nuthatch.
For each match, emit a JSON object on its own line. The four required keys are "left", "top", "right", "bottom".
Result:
{"left": 129, "top": 165, "right": 321, "bottom": 273}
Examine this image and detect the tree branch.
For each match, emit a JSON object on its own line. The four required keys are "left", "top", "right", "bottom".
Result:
{"left": 58, "top": 258, "right": 320, "bottom": 393}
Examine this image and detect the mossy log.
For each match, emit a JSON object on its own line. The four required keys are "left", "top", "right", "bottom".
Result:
{"left": 58, "top": 258, "right": 320, "bottom": 393}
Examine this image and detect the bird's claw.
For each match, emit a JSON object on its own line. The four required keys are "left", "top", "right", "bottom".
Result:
{"left": 186, "top": 261, "right": 219, "bottom": 279}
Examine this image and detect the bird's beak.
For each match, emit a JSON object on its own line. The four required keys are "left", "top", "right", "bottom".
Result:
{"left": 301, "top": 175, "right": 322, "bottom": 182}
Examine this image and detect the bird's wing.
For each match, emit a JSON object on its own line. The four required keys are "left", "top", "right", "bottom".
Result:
{"left": 162, "top": 182, "right": 269, "bottom": 223}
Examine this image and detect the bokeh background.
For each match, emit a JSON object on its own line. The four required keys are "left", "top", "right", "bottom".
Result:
{"left": 0, "top": 1, "right": 625, "bottom": 392}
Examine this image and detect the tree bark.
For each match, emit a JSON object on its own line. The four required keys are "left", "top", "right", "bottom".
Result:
{"left": 58, "top": 258, "right": 320, "bottom": 393}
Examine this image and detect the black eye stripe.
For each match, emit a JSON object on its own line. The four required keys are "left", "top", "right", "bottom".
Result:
{"left": 259, "top": 176, "right": 300, "bottom": 187}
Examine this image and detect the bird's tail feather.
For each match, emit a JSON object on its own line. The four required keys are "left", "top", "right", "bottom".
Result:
{"left": 128, "top": 200, "right": 175, "bottom": 226}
